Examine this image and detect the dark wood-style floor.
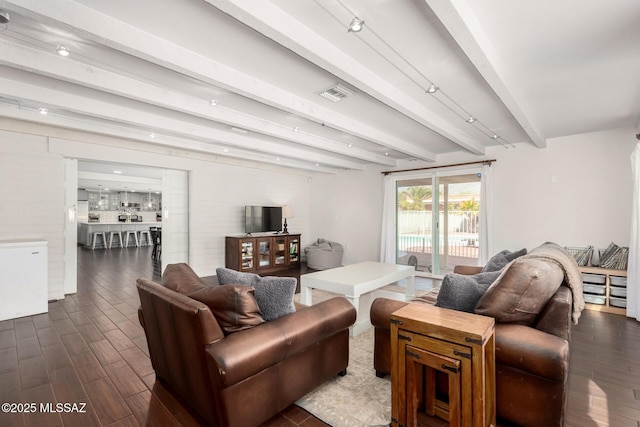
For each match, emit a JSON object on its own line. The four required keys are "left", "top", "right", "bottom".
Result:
{"left": 0, "top": 247, "right": 326, "bottom": 427}
{"left": 0, "top": 246, "right": 638, "bottom": 426}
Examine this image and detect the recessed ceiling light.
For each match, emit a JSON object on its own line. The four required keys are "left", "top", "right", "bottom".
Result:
{"left": 223, "top": 148, "right": 229, "bottom": 153}
{"left": 149, "top": 132, "right": 156, "bottom": 138}
{"left": 315, "top": 163, "right": 320, "bottom": 167}
{"left": 38, "top": 107, "right": 48, "bottom": 115}
{"left": 113, "top": 170, "right": 122, "bottom": 174}
{"left": 293, "top": 127, "right": 299, "bottom": 133}
{"left": 348, "top": 17, "right": 365, "bottom": 33}
{"left": 56, "top": 45, "right": 70, "bottom": 57}
{"left": 384, "top": 152, "right": 389, "bottom": 156}
{"left": 347, "top": 143, "right": 353, "bottom": 148}
{"left": 209, "top": 99, "right": 217, "bottom": 106}
{"left": 490, "top": 134, "right": 499, "bottom": 140}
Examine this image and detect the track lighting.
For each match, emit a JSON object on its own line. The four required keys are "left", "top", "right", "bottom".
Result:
{"left": 348, "top": 17, "right": 364, "bottom": 33}
{"left": 426, "top": 84, "right": 439, "bottom": 94}
{"left": 56, "top": 45, "right": 70, "bottom": 57}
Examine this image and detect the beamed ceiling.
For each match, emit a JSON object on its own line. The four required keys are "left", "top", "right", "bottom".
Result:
{"left": 0, "top": 0, "right": 639, "bottom": 174}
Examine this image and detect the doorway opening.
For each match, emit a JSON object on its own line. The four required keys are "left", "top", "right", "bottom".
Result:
{"left": 63, "top": 159, "right": 189, "bottom": 296}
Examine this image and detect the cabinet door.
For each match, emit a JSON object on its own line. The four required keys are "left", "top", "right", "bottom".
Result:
{"left": 288, "top": 235, "right": 301, "bottom": 265}
{"left": 273, "top": 236, "right": 287, "bottom": 266}
{"left": 239, "top": 239, "right": 255, "bottom": 271}
{"left": 257, "top": 238, "right": 272, "bottom": 270}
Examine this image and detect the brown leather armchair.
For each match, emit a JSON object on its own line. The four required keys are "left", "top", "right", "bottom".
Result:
{"left": 137, "top": 264, "right": 356, "bottom": 427}
{"left": 370, "top": 265, "right": 573, "bottom": 427}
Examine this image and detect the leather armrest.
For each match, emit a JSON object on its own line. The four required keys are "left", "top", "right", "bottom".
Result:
{"left": 206, "top": 297, "right": 355, "bottom": 388}
{"left": 453, "top": 265, "right": 483, "bottom": 275}
{"left": 370, "top": 298, "right": 410, "bottom": 330}
{"left": 495, "top": 323, "right": 569, "bottom": 382}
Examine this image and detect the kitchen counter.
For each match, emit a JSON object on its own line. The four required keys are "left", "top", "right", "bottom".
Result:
{"left": 79, "top": 222, "right": 162, "bottom": 248}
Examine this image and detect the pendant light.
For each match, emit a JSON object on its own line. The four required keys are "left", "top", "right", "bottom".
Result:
{"left": 124, "top": 187, "right": 128, "bottom": 207}
{"left": 98, "top": 185, "right": 102, "bottom": 206}
{"left": 148, "top": 188, "right": 152, "bottom": 208}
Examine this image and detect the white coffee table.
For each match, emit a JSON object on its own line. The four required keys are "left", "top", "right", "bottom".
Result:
{"left": 300, "top": 261, "right": 416, "bottom": 336}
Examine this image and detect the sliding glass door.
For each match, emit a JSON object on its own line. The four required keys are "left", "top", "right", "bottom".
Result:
{"left": 396, "top": 172, "right": 481, "bottom": 275}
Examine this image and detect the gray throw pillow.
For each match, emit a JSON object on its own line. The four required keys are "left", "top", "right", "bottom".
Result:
{"left": 253, "top": 276, "right": 297, "bottom": 321}
{"left": 435, "top": 271, "right": 501, "bottom": 313}
{"left": 481, "top": 248, "right": 527, "bottom": 272}
{"left": 216, "top": 267, "right": 260, "bottom": 286}
{"left": 216, "top": 268, "right": 296, "bottom": 321}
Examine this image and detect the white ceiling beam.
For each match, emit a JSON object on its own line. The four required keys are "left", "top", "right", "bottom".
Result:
{"left": 425, "top": 0, "right": 547, "bottom": 148}
{"left": 0, "top": 39, "right": 395, "bottom": 167}
{"left": 205, "top": 0, "right": 484, "bottom": 156}
{"left": 0, "top": 105, "right": 340, "bottom": 173}
{"left": 0, "top": 75, "right": 366, "bottom": 170}
{"left": 2, "top": 0, "right": 431, "bottom": 161}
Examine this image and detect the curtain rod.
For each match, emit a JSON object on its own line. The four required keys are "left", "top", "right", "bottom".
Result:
{"left": 381, "top": 159, "right": 496, "bottom": 176}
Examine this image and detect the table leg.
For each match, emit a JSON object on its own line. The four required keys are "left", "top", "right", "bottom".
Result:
{"left": 405, "top": 273, "right": 416, "bottom": 299}
{"left": 300, "top": 285, "right": 313, "bottom": 305}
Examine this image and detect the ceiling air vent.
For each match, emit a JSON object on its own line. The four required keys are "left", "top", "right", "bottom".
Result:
{"left": 318, "top": 84, "right": 354, "bottom": 102}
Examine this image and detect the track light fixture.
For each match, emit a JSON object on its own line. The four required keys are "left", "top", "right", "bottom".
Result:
{"left": 466, "top": 116, "right": 476, "bottom": 123}
{"left": 426, "top": 84, "right": 439, "bottom": 94}
{"left": 56, "top": 45, "right": 70, "bottom": 56}
{"left": 348, "top": 17, "right": 364, "bottom": 33}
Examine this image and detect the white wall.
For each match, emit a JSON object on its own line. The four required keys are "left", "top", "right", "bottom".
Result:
{"left": 0, "top": 121, "right": 314, "bottom": 295}
{"left": 309, "top": 167, "right": 385, "bottom": 264}
{"left": 0, "top": 131, "right": 65, "bottom": 299}
{"left": 1, "top": 119, "right": 635, "bottom": 296}
{"left": 310, "top": 127, "right": 637, "bottom": 262}
{"left": 490, "top": 127, "right": 636, "bottom": 252}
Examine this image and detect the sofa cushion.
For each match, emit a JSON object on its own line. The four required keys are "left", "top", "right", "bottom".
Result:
{"left": 216, "top": 268, "right": 297, "bottom": 321}
{"left": 187, "top": 285, "right": 265, "bottom": 334}
{"left": 475, "top": 257, "right": 563, "bottom": 325}
{"left": 481, "top": 248, "right": 527, "bottom": 272}
{"left": 435, "top": 271, "right": 501, "bottom": 313}
{"left": 161, "top": 263, "right": 207, "bottom": 294}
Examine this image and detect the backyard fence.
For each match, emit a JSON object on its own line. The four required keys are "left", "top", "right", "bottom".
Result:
{"left": 397, "top": 210, "right": 479, "bottom": 259}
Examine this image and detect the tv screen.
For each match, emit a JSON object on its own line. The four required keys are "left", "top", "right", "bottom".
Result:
{"left": 245, "top": 206, "right": 282, "bottom": 234}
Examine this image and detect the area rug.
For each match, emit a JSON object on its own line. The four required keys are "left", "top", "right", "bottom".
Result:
{"left": 295, "top": 328, "right": 391, "bottom": 427}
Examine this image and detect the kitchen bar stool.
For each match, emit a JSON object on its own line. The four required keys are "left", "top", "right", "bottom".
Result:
{"left": 138, "top": 230, "right": 152, "bottom": 246}
{"left": 108, "top": 231, "right": 123, "bottom": 249}
{"left": 91, "top": 232, "right": 107, "bottom": 250}
{"left": 124, "top": 230, "right": 139, "bottom": 248}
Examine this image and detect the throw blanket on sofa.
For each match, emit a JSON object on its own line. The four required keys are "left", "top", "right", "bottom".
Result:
{"left": 507, "top": 242, "right": 585, "bottom": 323}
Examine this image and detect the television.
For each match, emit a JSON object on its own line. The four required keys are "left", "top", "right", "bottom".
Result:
{"left": 245, "top": 206, "right": 283, "bottom": 234}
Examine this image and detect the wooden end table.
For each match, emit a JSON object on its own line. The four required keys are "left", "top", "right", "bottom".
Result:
{"left": 391, "top": 304, "right": 496, "bottom": 427}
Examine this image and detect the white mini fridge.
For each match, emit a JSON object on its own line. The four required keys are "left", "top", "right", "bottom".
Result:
{"left": 0, "top": 239, "right": 48, "bottom": 321}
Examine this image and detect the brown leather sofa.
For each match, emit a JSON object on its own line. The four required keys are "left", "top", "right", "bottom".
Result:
{"left": 370, "top": 265, "right": 573, "bottom": 427}
{"left": 137, "top": 263, "right": 356, "bottom": 427}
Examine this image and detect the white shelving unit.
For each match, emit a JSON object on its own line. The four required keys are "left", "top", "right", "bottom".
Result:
{"left": 579, "top": 266, "right": 627, "bottom": 316}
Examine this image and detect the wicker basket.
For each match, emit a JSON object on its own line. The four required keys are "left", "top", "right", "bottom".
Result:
{"left": 565, "top": 246, "right": 593, "bottom": 267}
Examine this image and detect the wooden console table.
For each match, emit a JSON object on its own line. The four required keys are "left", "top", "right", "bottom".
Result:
{"left": 391, "top": 304, "right": 495, "bottom": 427}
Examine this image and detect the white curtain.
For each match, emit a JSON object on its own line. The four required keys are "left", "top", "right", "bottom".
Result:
{"left": 380, "top": 174, "right": 396, "bottom": 263}
{"left": 628, "top": 142, "right": 640, "bottom": 321}
{"left": 478, "top": 163, "right": 494, "bottom": 265}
